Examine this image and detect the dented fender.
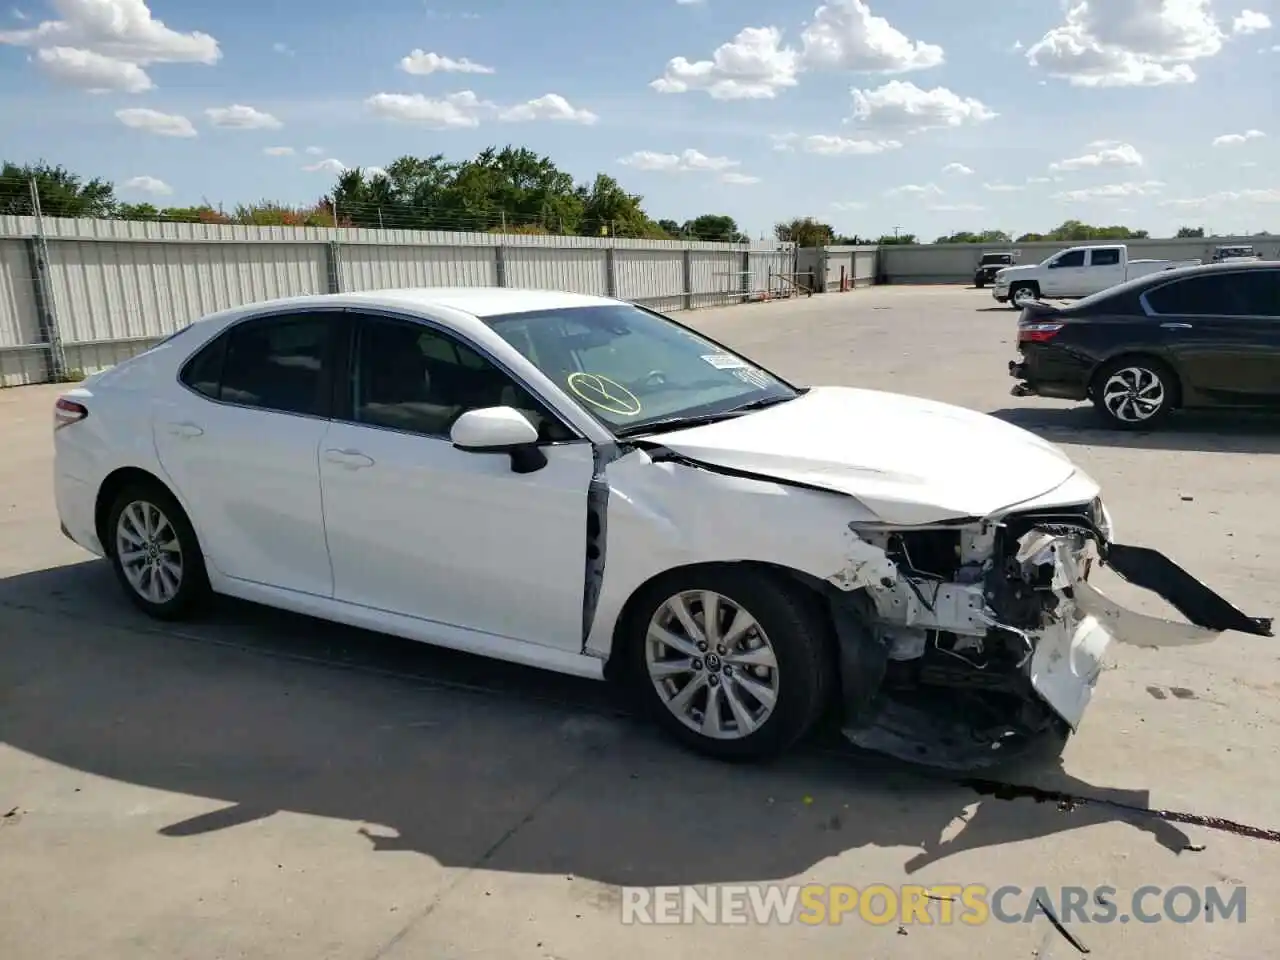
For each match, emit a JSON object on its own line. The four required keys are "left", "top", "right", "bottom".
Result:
{"left": 581, "top": 447, "right": 888, "bottom": 659}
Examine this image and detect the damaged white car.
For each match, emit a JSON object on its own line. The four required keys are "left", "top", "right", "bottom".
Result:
{"left": 53, "top": 289, "right": 1273, "bottom": 770}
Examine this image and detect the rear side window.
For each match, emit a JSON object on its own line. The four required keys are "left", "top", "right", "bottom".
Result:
{"left": 1090, "top": 248, "right": 1121, "bottom": 266}
{"left": 1145, "top": 271, "right": 1278, "bottom": 317}
{"left": 179, "top": 313, "right": 334, "bottom": 416}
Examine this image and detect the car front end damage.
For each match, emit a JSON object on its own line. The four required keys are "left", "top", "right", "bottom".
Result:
{"left": 822, "top": 499, "right": 1272, "bottom": 769}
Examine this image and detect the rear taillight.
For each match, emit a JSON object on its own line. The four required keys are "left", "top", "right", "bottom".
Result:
{"left": 54, "top": 398, "right": 88, "bottom": 430}
{"left": 1018, "top": 322, "right": 1064, "bottom": 343}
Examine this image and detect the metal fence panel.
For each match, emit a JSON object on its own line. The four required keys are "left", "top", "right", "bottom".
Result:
{"left": 502, "top": 247, "right": 610, "bottom": 295}
{"left": 340, "top": 243, "right": 497, "bottom": 292}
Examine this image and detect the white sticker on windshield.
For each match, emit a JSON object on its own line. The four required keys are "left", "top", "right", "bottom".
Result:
{"left": 733, "top": 368, "right": 772, "bottom": 388}
{"left": 701, "top": 353, "right": 749, "bottom": 370}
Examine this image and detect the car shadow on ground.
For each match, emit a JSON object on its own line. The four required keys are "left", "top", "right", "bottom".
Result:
{"left": 988, "top": 405, "right": 1280, "bottom": 454}
{"left": 0, "top": 560, "right": 1196, "bottom": 888}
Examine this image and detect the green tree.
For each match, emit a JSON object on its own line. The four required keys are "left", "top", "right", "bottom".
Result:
{"left": 876, "top": 233, "right": 917, "bottom": 245}
{"left": 934, "top": 229, "right": 1012, "bottom": 244}
{"left": 1176, "top": 225, "right": 1205, "bottom": 238}
{"left": 1, "top": 160, "right": 116, "bottom": 217}
{"left": 774, "top": 216, "right": 835, "bottom": 246}
{"left": 682, "top": 214, "right": 744, "bottom": 241}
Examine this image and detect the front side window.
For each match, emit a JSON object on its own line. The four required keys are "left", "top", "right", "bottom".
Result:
{"left": 350, "top": 315, "right": 573, "bottom": 441}
{"left": 179, "top": 313, "right": 333, "bottom": 416}
{"left": 483, "top": 303, "right": 798, "bottom": 436}
{"left": 1052, "top": 250, "right": 1086, "bottom": 268}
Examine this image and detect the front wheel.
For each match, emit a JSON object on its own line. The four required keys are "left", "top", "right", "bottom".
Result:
{"left": 624, "top": 567, "right": 833, "bottom": 761}
{"left": 1009, "top": 283, "right": 1038, "bottom": 308}
{"left": 106, "top": 481, "right": 210, "bottom": 620}
{"left": 1090, "top": 358, "right": 1176, "bottom": 430}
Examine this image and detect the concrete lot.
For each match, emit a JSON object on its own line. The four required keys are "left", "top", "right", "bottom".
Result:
{"left": 2, "top": 284, "right": 1278, "bottom": 959}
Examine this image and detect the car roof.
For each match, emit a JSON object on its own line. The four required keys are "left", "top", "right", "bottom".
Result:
{"left": 191, "top": 287, "right": 620, "bottom": 335}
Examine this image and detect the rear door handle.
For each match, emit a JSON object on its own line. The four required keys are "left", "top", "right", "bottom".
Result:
{"left": 324, "top": 448, "right": 375, "bottom": 468}
{"left": 1160, "top": 322, "right": 1193, "bottom": 329}
{"left": 166, "top": 421, "right": 203, "bottom": 437}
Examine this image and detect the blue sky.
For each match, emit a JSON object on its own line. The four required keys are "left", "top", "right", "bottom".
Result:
{"left": 1, "top": 0, "right": 1276, "bottom": 239}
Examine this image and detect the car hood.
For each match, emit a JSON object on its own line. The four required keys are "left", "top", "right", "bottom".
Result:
{"left": 646, "top": 387, "right": 1082, "bottom": 525}
{"left": 995, "top": 264, "right": 1037, "bottom": 279}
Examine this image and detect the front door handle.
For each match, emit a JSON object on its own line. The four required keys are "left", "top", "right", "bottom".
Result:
{"left": 1160, "top": 322, "right": 1193, "bottom": 329}
{"left": 166, "top": 421, "right": 203, "bottom": 437}
{"left": 324, "top": 448, "right": 375, "bottom": 468}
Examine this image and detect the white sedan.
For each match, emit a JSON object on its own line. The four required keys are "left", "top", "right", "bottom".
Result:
{"left": 52, "top": 288, "right": 1272, "bottom": 769}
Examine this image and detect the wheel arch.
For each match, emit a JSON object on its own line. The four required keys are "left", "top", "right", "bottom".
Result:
{"left": 601, "top": 559, "right": 840, "bottom": 683}
{"left": 1089, "top": 351, "right": 1185, "bottom": 408}
{"left": 95, "top": 466, "right": 180, "bottom": 558}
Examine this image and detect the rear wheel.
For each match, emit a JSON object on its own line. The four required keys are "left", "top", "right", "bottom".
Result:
{"left": 624, "top": 567, "right": 833, "bottom": 761}
{"left": 106, "top": 480, "right": 210, "bottom": 620}
{"left": 1090, "top": 357, "right": 1176, "bottom": 430}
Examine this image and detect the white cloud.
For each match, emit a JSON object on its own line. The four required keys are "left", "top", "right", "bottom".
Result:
{"left": 884, "top": 182, "right": 942, "bottom": 197}
{"left": 983, "top": 182, "right": 1025, "bottom": 192}
{"left": 399, "top": 49, "right": 494, "bottom": 75}
{"left": 365, "top": 90, "right": 494, "bottom": 127}
{"left": 831, "top": 200, "right": 867, "bottom": 210}
{"left": 652, "top": 26, "right": 799, "bottom": 99}
{"left": 676, "top": 0, "right": 704, "bottom": 4}
{"left": 1212, "top": 128, "right": 1265, "bottom": 145}
{"left": 205, "top": 104, "right": 282, "bottom": 129}
{"left": 263, "top": 146, "right": 294, "bottom": 156}
{"left": 34, "top": 45, "right": 151, "bottom": 91}
{"left": 849, "top": 80, "right": 996, "bottom": 132}
{"left": 271, "top": 41, "right": 293, "bottom": 55}
{"left": 942, "top": 162, "right": 973, "bottom": 175}
{"left": 12, "top": 8, "right": 28, "bottom": 19}
{"left": 798, "top": 133, "right": 902, "bottom": 155}
{"left": 122, "top": 174, "right": 171, "bottom": 195}
{"left": 304, "top": 145, "right": 324, "bottom": 155}
{"left": 366, "top": 91, "right": 594, "bottom": 127}
{"left": 1025, "top": 0, "right": 1223, "bottom": 87}
{"left": 929, "top": 203, "right": 984, "bottom": 212}
{"left": 115, "top": 106, "right": 195, "bottom": 137}
{"left": 362, "top": 165, "right": 388, "bottom": 180}
{"left": 1027, "top": 176, "right": 1054, "bottom": 183}
{"left": 798, "top": 0, "right": 944, "bottom": 72}
{"left": 1052, "top": 180, "right": 1165, "bottom": 201}
{"left": 1049, "top": 141, "right": 1144, "bottom": 171}
{"left": 771, "top": 133, "right": 798, "bottom": 151}
{"left": 720, "top": 172, "right": 760, "bottom": 185}
{"left": 618, "top": 149, "right": 740, "bottom": 172}
{"left": 303, "top": 158, "right": 345, "bottom": 174}
{"left": 1233, "top": 10, "right": 1271, "bottom": 34}
{"left": 1161, "top": 188, "right": 1280, "bottom": 206}
{"left": 497, "top": 93, "right": 596, "bottom": 124}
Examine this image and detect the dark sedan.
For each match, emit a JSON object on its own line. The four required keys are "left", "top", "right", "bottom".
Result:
{"left": 1007, "top": 261, "right": 1280, "bottom": 429}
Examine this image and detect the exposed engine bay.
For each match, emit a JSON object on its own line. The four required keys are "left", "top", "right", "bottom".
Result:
{"left": 827, "top": 499, "right": 1273, "bottom": 770}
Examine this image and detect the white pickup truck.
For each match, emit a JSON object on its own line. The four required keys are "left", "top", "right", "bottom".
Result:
{"left": 992, "top": 244, "right": 1202, "bottom": 307}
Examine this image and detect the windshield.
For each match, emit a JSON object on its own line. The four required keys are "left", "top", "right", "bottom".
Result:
{"left": 482, "top": 303, "right": 799, "bottom": 436}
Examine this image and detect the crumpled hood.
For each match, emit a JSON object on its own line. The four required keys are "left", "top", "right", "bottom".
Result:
{"left": 649, "top": 386, "right": 1082, "bottom": 524}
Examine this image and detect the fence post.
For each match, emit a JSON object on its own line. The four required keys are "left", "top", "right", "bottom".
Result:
{"left": 325, "top": 240, "right": 343, "bottom": 294}
{"left": 26, "top": 178, "right": 67, "bottom": 381}
{"left": 681, "top": 248, "right": 693, "bottom": 310}
{"left": 604, "top": 246, "right": 617, "bottom": 298}
{"left": 494, "top": 243, "right": 507, "bottom": 287}
{"left": 739, "top": 247, "right": 751, "bottom": 303}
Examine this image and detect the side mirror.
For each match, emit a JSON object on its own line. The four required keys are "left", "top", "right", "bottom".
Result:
{"left": 450, "top": 406, "right": 546, "bottom": 474}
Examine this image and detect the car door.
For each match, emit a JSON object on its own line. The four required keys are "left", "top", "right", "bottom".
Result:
{"left": 1040, "top": 249, "right": 1086, "bottom": 296}
{"left": 152, "top": 310, "right": 340, "bottom": 596}
{"left": 317, "top": 310, "right": 596, "bottom": 651}
{"left": 1083, "top": 246, "right": 1126, "bottom": 294}
{"left": 1144, "top": 268, "right": 1280, "bottom": 405}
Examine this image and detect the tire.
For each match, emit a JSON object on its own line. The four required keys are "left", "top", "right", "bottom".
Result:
{"left": 106, "top": 479, "right": 210, "bottom": 620}
{"left": 974, "top": 277, "right": 986, "bottom": 289}
{"left": 622, "top": 566, "right": 833, "bottom": 762}
{"left": 1009, "top": 283, "right": 1037, "bottom": 308}
{"left": 1089, "top": 356, "right": 1177, "bottom": 430}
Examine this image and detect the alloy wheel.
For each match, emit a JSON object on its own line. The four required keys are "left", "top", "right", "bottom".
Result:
{"left": 115, "top": 499, "right": 184, "bottom": 604}
{"left": 1101, "top": 366, "right": 1165, "bottom": 423}
{"left": 644, "top": 590, "right": 781, "bottom": 740}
